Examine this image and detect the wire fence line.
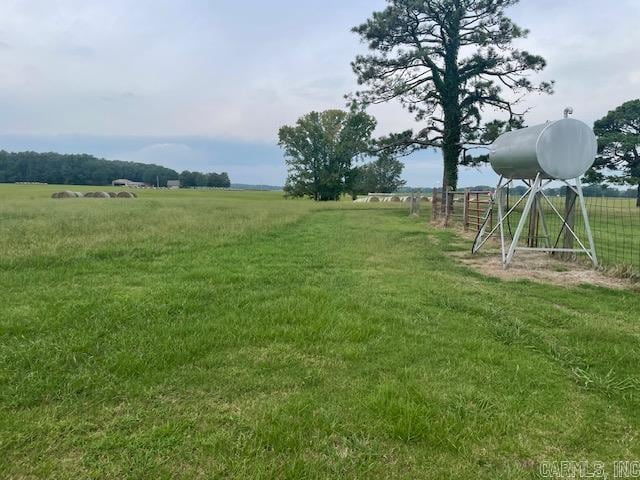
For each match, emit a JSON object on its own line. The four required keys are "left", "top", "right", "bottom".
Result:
{"left": 431, "top": 187, "right": 640, "bottom": 275}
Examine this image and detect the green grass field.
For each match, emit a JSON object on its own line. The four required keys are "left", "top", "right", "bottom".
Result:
{"left": 2, "top": 184, "right": 640, "bottom": 479}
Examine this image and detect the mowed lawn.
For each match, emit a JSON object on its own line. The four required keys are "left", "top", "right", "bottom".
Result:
{"left": 1, "top": 185, "right": 639, "bottom": 479}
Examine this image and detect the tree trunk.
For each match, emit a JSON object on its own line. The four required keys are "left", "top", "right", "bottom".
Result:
{"left": 442, "top": 128, "right": 460, "bottom": 190}
{"left": 440, "top": 12, "right": 462, "bottom": 215}
{"left": 637, "top": 183, "right": 640, "bottom": 208}
{"left": 440, "top": 113, "right": 461, "bottom": 214}
{"left": 440, "top": 171, "right": 447, "bottom": 215}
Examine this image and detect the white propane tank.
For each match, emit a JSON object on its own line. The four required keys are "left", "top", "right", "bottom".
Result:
{"left": 489, "top": 118, "right": 597, "bottom": 180}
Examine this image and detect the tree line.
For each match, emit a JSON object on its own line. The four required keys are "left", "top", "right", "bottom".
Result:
{"left": 178, "top": 170, "right": 230, "bottom": 188}
{"left": 505, "top": 185, "right": 637, "bottom": 198}
{"left": 0, "top": 151, "right": 230, "bottom": 188}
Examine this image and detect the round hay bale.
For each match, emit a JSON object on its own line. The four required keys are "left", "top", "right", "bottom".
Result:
{"left": 51, "top": 192, "right": 60, "bottom": 199}
{"left": 84, "top": 192, "right": 95, "bottom": 198}
{"left": 130, "top": 191, "right": 137, "bottom": 198}
{"left": 368, "top": 196, "right": 380, "bottom": 202}
{"left": 390, "top": 196, "right": 401, "bottom": 202}
{"left": 421, "top": 196, "right": 431, "bottom": 202}
{"left": 94, "top": 191, "right": 110, "bottom": 198}
{"left": 107, "top": 192, "right": 117, "bottom": 198}
{"left": 116, "top": 191, "right": 135, "bottom": 198}
{"left": 56, "top": 190, "right": 76, "bottom": 198}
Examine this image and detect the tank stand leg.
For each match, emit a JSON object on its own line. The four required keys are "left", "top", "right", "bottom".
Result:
{"left": 505, "top": 173, "right": 542, "bottom": 267}
{"left": 575, "top": 177, "right": 598, "bottom": 267}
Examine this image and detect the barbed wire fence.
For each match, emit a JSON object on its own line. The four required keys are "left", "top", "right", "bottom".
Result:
{"left": 431, "top": 187, "right": 640, "bottom": 276}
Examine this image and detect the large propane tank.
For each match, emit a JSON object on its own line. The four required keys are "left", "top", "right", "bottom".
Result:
{"left": 489, "top": 118, "right": 597, "bottom": 180}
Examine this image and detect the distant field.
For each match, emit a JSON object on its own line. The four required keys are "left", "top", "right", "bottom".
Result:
{"left": 1, "top": 184, "right": 640, "bottom": 479}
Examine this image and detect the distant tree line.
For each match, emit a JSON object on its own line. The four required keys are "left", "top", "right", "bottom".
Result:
{"left": 178, "top": 170, "right": 230, "bottom": 188}
{"left": 488, "top": 184, "right": 636, "bottom": 198}
{"left": 0, "top": 151, "right": 230, "bottom": 187}
{"left": 543, "top": 185, "right": 638, "bottom": 198}
{"left": 398, "top": 185, "right": 637, "bottom": 198}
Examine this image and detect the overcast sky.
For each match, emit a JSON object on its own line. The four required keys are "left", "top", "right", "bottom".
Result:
{"left": 1, "top": 0, "right": 639, "bottom": 186}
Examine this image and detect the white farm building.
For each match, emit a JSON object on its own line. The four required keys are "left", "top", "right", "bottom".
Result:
{"left": 111, "top": 179, "right": 147, "bottom": 188}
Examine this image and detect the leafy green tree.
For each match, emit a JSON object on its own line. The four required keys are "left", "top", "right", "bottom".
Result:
{"left": 348, "top": 165, "right": 375, "bottom": 198}
{"left": 586, "top": 99, "right": 640, "bottom": 206}
{"left": 350, "top": 0, "right": 552, "bottom": 194}
{"left": 278, "top": 109, "right": 376, "bottom": 201}
{"left": 349, "top": 153, "right": 406, "bottom": 197}
{"left": 283, "top": 177, "right": 308, "bottom": 198}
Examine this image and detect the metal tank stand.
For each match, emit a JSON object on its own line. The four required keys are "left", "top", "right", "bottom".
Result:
{"left": 472, "top": 174, "right": 598, "bottom": 268}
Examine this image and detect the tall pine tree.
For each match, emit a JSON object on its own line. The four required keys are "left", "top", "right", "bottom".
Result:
{"left": 351, "top": 0, "right": 552, "bottom": 197}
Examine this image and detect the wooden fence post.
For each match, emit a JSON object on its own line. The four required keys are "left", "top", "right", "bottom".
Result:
{"left": 409, "top": 192, "right": 420, "bottom": 217}
{"left": 489, "top": 192, "right": 494, "bottom": 231}
{"left": 463, "top": 188, "right": 470, "bottom": 231}
{"left": 431, "top": 188, "right": 439, "bottom": 222}
{"left": 475, "top": 192, "right": 480, "bottom": 231}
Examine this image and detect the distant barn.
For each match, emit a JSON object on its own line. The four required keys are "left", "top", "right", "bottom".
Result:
{"left": 112, "top": 179, "right": 147, "bottom": 188}
{"left": 167, "top": 180, "right": 181, "bottom": 189}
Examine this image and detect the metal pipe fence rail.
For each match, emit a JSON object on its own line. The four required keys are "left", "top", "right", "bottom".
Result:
{"left": 432, "top": 187, "right": 640, "bottom": 275}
